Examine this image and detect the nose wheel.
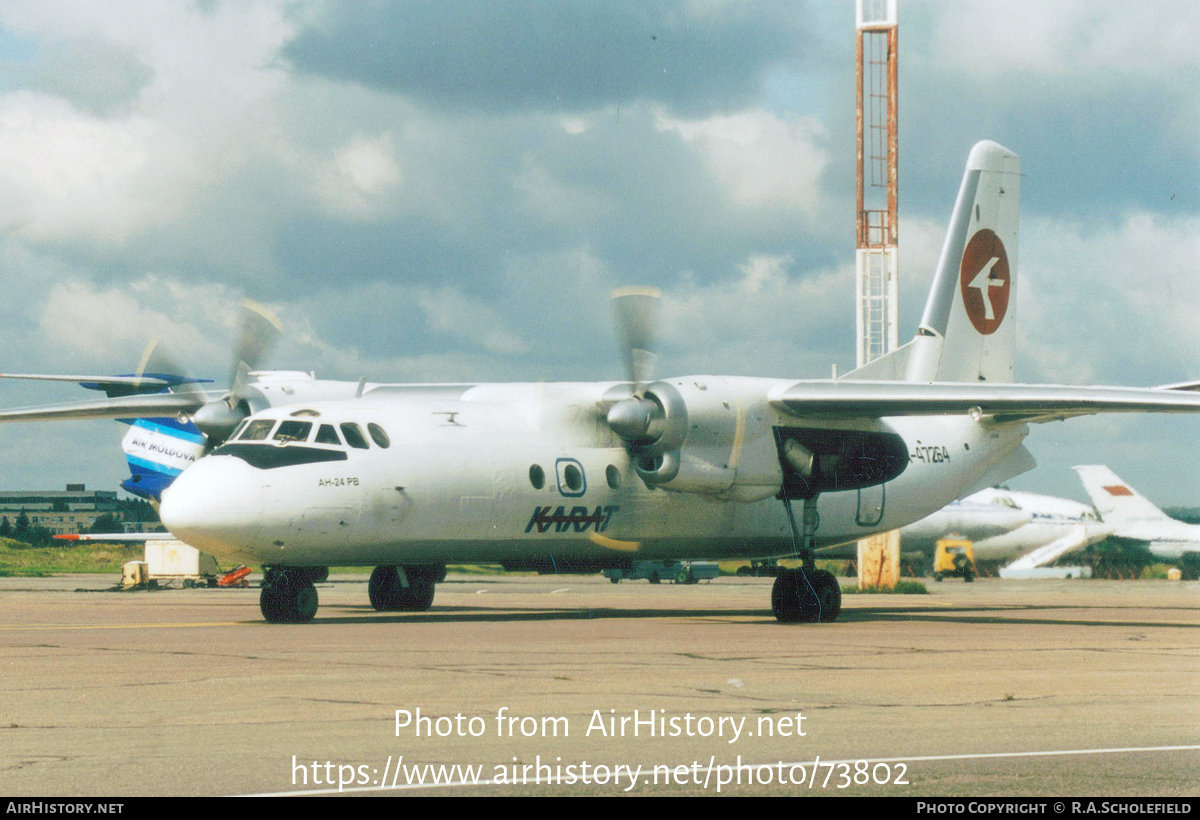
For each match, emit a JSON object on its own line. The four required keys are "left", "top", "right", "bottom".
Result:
{"left": 260, "top": 568, "right": 319, "bottom": 623}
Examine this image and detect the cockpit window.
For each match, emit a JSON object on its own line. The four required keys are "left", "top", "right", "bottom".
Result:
{"left": 239, "top": 420, "right": 276, "bottom": 441}
{"left": 341, "top": 423, "right": 370, "bottom": 449}
{"left": 368, "top": 423, "right": 390, "bottom": 448}
{"left": 273, "top": 421, "right": 313, "bottom": 443}
{"left": 230, "top": 419, "right": 250, "bottom": 440}
{"left": 314, "top": 424, "right": 342, "bottom": 445}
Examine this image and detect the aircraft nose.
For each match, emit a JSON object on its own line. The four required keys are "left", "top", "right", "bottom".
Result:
{"left": 159, "top": 455, "right": 264, "bottom": 554}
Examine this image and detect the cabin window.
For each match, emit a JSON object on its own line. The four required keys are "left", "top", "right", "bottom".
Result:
{"left": 314, "top": 424, "right": 341, "bottom": 446}
{"left": 606, "top": 464, "right": 621, "bottom": 489}
{"left": 368, "top": 423, "right": 391, "bottom": 449}
{"left": 341, "top": 423, "right": 370, "bottom": 449}
{"left": 273, "top": 421, "right": 313, "bottom": 443}
{"left": 529, "top": 464, "right": 545, "bottom": 489}
{"left": 556, "top": 459, "right": 586, "bottom": 496}
{"left": 239, "top": 419, "right": 276, "bottom": 441}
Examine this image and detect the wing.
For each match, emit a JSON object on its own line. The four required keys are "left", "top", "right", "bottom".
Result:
{"left": 54, "top": 532, "right": 178, "bottom": 541}
{"left": 768, "top": 380, "right": 1200, "bottom": 423}
{"left": 0, "top": 392, "right": 208, "bottom": 423}
{"left": 0, "top": 373, "right": 172, "bottom": 388}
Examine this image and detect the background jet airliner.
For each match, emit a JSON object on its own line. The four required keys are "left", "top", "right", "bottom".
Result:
{"left": 7, "top": 140, "right": 1200, "bottom": 625}
{"left": 820, "top": 484, "right": 1110, "bottom": 572}
{"left": 1075, "top": 465, "right": 1200, "bottom": 572}
{"left": 949, "top": 488, "right": 1110, "bottom": 571}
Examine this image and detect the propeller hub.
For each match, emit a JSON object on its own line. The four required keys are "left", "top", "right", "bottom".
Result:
{"left": 191, "top": 401, "right": 246, "bottom": 441}
{"left": 607, "top": 397, "right": 664, "bottom": 443}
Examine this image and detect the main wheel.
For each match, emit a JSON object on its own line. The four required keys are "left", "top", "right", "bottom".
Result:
{"left": 810, "top": 569, "right": 841, "bottom": 622}
{"left": 368, "top": 565, "right": 438, "bottom": 612}
{"left": 771, "top": 569, "right": 841, "bottom": 623}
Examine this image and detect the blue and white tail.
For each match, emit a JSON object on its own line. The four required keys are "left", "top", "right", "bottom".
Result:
{"left": 120, "top": 417, "right": 208, "bottom": 501}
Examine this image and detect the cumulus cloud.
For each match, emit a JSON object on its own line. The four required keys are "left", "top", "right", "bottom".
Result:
{"left": 1017, "top": 212, "right": 1200, "bottom": 386}
{"left": 928, "top": 0, "right": 1200, "bottom": 74}
{"left": 284, "top": 0, "right": 817, "bottom": 115}
{"left": 656, "top": 109, "right": 828, "bottom": 216}
{"left": 311, "top": 134, "right": 403, "bottom": 220}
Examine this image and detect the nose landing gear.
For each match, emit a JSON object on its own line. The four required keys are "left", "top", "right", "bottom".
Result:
{"left": 260, "top": 567, "right": 322, "bottom": 623}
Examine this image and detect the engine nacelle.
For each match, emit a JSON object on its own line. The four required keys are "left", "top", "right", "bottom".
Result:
{"left": 632, "top": 378, "right": 783, "bottom": 503}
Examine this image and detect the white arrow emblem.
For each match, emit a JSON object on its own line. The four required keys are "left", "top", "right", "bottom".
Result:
{"left": 967, "top": 257, "right": 1004, "bottom": 320}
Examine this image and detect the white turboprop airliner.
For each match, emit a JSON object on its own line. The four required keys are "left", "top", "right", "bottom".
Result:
{"left": 1074, "top": 465, "right": 1200, "bottom": 567}
{"left": 8, "top": 140, "right": 1200, "bottom": 625}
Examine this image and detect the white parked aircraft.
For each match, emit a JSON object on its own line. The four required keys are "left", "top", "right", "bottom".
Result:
{"left": 8, "top": 141, "right": 1200, "bottom": 624}
{"left": 1074, "top": 465, "right": 1200, "bottom": 568}
{"left": 821, "top": 485, "right": 1111, "bottom": 570}
{"left": 958, "top": 488, "right": 1110, "bottom": 569}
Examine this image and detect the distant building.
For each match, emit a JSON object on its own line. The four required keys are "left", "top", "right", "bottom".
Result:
{"left": 0, "top": 485, "right": 123, "bottom": 535}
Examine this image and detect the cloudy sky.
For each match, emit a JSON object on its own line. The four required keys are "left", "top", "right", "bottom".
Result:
{"left": 0, "top": 0, "right": 1197, "bottom": 506}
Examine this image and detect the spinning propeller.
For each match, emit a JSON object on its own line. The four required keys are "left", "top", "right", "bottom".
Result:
{"left": 0, "top": 300, "right": 282, "bottom": 445}
{"left": 606, "top": 287, "right": 664, "bottom": 444}
{"left": 188, "top": 300, "right": 283, "bottom": 441}
{"left": 605, "top": 287, "right": 686, "bottom": 483}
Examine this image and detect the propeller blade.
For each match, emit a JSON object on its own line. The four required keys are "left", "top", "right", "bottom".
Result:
{"left": 611, "top": 286, "right": 661, "bottom": 393}
{"left": 135, "top": 339, "right": 203, "bottom": 399}
{"left": 229, "top": 300, "right": 282, "bottom": 400}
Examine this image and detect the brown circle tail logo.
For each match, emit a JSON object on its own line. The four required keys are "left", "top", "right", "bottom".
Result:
{"left": 959, "top": 229, "right": 1010, "bottom": 335}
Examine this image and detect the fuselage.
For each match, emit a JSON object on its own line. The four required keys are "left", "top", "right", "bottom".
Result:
{"left": 880, "top": 487, "right": 1111, "bottom": 563}
{"left": 159, "top": 378, "right": 1031, "bottom": 568}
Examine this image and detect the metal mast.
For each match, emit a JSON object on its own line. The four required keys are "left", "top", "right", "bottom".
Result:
{"left": 855, "top": 0, "right": 901, "bottom": 590}
{"left": 855, "top": 0, "right": 898, "bottom": 368}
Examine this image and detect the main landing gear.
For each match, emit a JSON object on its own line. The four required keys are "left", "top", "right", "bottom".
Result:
{"left": 260, "top": 567, "right": 325, "bottom": 623}
{"left": 368, "top": 565, "right": 443, "bottom": 612}
{"left": 772, "top": 493, "right": 842, "bottom": 623}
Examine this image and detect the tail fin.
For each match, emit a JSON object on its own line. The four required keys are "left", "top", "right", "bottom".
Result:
{"left": 906, "top": 140, "right": 1021, "bottom": 382}
{"left": 1072, "top": 465, "right": 1171, "bottom": 526}
{"left": 841, "top": 140, "right": 1021, "bottom": 383}
{"left": 120, "top": 417, "right": 208, "bottom": 501}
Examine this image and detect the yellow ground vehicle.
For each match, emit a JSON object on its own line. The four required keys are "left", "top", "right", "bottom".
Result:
{"left": 933, "top": 537, "right": 976, "bottom": 582}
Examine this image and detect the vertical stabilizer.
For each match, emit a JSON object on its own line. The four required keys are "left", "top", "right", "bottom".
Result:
{"left": 905, "top": 140, "right": 1021, "bottom": 383}
{"left": 120, "top": 418, "right": 208, "bottom": 501}
{"left": 1073, "top": 465, "right": 1171, "bottom": 526}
